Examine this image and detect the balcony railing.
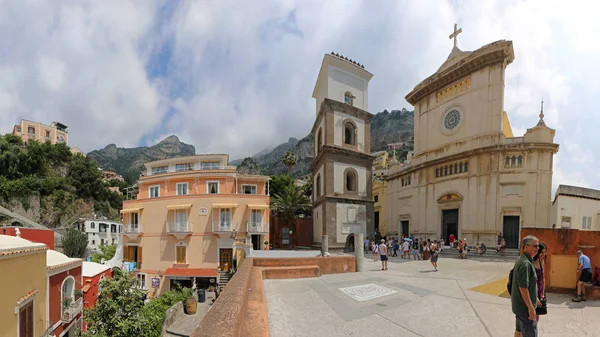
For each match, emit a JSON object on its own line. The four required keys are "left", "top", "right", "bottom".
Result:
{"left": 61, "top": 297, "right": 82, "bottom": 323}
{"left": 213, "top": 221, "right": 235, "bottom": 232}
{"left": 142, "top": 165, "right": 236, "bottom": 176}
{"left": 125, "top": 224, "right": 143, "bottom": 233}
{"left": 167, "top": 222, "right": 193, "bottom": 233}
{"left": 247, "top": 222, "right": 268, "bottom": 233}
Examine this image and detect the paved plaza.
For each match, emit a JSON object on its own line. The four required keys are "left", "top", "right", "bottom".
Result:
{"left": 264, "top": 256, "right": 599, "bottom": 337}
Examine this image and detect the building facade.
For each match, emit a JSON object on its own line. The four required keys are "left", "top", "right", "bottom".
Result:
{"left": 311, "top": 52, "right": 375, "bottom": 251}
{"left": 386, "top": 29, "right": 558, "bottom": 249}
{"left": 82, "top": 262, "right": 111, "bottom": 333}
{"left": 12, "top": 119, "right": 69, "bottom": 145}
{"left": 76, "top": 220, "right": 123, "bottom": 257}
{"left": 552, "top": 185, "right": 600, "bottom": 230}
{"left": 121, "top": 154, "right": 269, "bottom": 296}
{"left": 46, "top": 250, "right": 83, "bottom": 337}
{"left": 0, "top": 235, "right": 48, "bottom": 337}
{"left": 372, "top": 179, "right": 389, "bottom": 235}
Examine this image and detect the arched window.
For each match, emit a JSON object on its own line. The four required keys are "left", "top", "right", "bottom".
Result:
{"left": 444, "top": 166, "right": 448, "bottom": 176}
{"left": 317, "top": 128, "right": 323, "bottom": 153}
{"left": 449, "top": 165, "right": 453, "bottom": 175}
{"left": 454, "top": 163, "right": 458, "bottom": 174}
{"left": 511, "top": 155, "right": 517, "bottom": 167}
{"left": 517, "top": 155, "right": 523, "bottom": 167}
{"left": 459, "top": 162, "right": 463, "bottom": 173}
{"left": 435, "top": 168, "right": 439, "bottom": 177}
{"left": 344, "top": 168, "right": 357, "bottom": 193}
{"left": 344, "top": 91, "right": 354, "bottom": 106}
{"left": 374, "top": 195, "right": 379, "bottom": 203}
{"left": 464, "top": 161, "right": 469, "bottom": 172}
{"left": 315, "top": 174, "right": 321, "bottom": 197}
{"left": 505, "top": 156, "right": 510, "bottom": 168}
{"left": 176, "top": 241, "right": 187, "bottom": 264}
{"left": 344, "top": 121, "right": 356, "bottom": 146}
{"left": 61, "top": 276, "right": 75, "bottom": 313}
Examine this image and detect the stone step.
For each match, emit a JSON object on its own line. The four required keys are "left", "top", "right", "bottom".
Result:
{"left": 440, "top": 248, "right": 520, "bottom": 258}
{"left": 261, "top": 265, "right": 321, "bottom": 280}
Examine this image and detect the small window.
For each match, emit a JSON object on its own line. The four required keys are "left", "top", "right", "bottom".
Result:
{"left": 151, "top": 166, "right": 168, "bottom": 175}
{"left": 112, "top": 238, "right": 115, "bottom": 245}
{"left": 517, "top": 156, "right": 523, "bottom": 167}
{"left": 374, "top": 195, "right": 379, "bottom": 203}
{"left": 92, "top": 240, "right": 95, "bottom": 245}
{"left": 344, "top": 122, "right": 356, "bottom": 145}
{"left": 176, "top": 242, "right": 187, "bottom": 264}
{"left": 136, "top": 273, "right": 147, "bottom": 289}
{"left": 317, "top": 128, "right": 323, "bottom": 151}
{"left": 176, "top": 163, "right": 193, "bottom": 172}
{"left": 111, "top": 224, "right": 116, "bottom": 233}
{"left": 505, "top": 156, "right": 510, "bottom": 168}
{"left": 464, "top": 161, "right": 469, "bottom": 172}
{"left": 45, "top": 130, "right": 51, "bottom": 137}
{"left": 176, "top": 183, "right": 188, "bottom": 196}
{"left": 582, "top": 216, "right": 592, "bottom": 230}
{"left": 100, "top": 239, "right": 105, "bottom": 246}
{"left": 345, "top": 169, "right": 357, "bottom": 192}
{"left": 511, "top": 156, "right": 517, "bottom": 167}
{"left": 90, "top": 222, "right": 95, "bottom": 229}
{"left": 444, "top": 166, "right": 448, "bottom": 176}
{"left": 241, "top": 185, "right": 256, "bottom": 194}
{"left": 459, "top": 162, "right": 463, "bottom": 172}
{"left": 149, "top": 185, "right": 160, "bottom": 198}
{"left": 27, "top": 126, "right": 35, "bottom": 134}
{"left": 449, "top": 165, "right": 453, "bottom": 175}
{"left": 435, "top": 168, "right": 439, "bottom": 177}
{"left": 201, "top": 162, "right": 221, "bottom": 170}
{"left": 207, "top": 181, "right": 219, "bottom": 194}
{"left": 315, "top": 175, "right": 321, "bottom": 197}
{"left": 344, "top": 91, "right": 354, "bottom": 106}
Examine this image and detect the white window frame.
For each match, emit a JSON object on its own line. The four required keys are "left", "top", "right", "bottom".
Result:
{"left": 151, "top": 166, "right": 168, "bottom": 175}
{"left": 176, "top": 182, "right": 189, "bottom": 196}
{"left": 582, "top": 216, "right": 592, "bottom": 230}
{"left": 175, "top": 163, "right": 193, "bottom": 172}
{"left": 250, "top": 209, "right": 263, "bottom": 224}
{"left": 149, "top": 185, "right": 160, "bottom": 198}
{"left": 175, "top": 241, "right": 187, "bottom": 264}
{"left": 201, "top": 161, "right": 221, "bottom": 170}
{"left": 206, "top": 181, "right": 220, "bottom": 194}
{"left": 136, "top": 273, "right": 147, "bottom": 289}
{"left": 90, "top": 222, "right": 95, "bottom": 229}
{"left": 241, "top": 184, "right": 257, "bottom": 195}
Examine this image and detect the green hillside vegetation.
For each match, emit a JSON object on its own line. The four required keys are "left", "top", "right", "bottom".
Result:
{"left": 0, "top": 134, "right": 122, "bottom": 227}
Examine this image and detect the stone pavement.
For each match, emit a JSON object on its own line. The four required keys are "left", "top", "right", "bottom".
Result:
{"left": 264, "top": 256, "right": 600, "bottom": 337}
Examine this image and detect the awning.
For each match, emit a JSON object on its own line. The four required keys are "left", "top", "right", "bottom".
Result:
{"left": 120, "top": 207, "right": 143, "bottom": 214}
{"left": 248, "top": 204, "right": 270, "bottom": 210}
{"left": 163, "top": 268, "right": 218, "bottom": 278}
{"left": 212, "top": 203, "right": 238, "bottom": 208}
{"left": 167, "top": 204, "right": 193, "bottom": 210}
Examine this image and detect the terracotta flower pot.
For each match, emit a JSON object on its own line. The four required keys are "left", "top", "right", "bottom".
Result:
{"left": 185, "top": 296, "right": 197, "bottom": 314}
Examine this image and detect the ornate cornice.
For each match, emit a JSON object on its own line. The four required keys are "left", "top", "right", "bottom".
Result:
{"left": 405, "top": 40, "right": 514, "bottom": 105}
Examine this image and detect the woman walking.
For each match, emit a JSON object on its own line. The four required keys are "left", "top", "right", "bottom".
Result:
{"left": 430, "top": 240, "right": 439, "bottom": 271}
{"left": 372, "top": 242, "right": 378, "bottom": 262}
{"left": 534, "top": 242, "right": 548, "bottom": 322}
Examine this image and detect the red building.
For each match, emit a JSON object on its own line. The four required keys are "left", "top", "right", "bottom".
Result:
{"left": 81, "top": 261, "right": 112, "bottom": 332}
{"left": 47, "top": 250, "right": 83, "bottom": 337}
{"left": 1, "top": 226, "right": 54, "bottom": 249}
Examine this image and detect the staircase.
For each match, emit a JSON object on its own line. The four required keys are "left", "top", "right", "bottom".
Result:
{"left": 218, "top": 271, "right": 232, "bottom": 287}
{"left": 440, "top": 246, "right": 520, "bottom": 259}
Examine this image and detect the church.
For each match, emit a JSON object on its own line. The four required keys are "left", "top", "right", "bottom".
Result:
{"left": 386, "top": 25, "right": 559, "bottom": 248}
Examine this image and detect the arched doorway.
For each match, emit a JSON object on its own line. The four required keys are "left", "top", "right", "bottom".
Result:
{"left": 344, "top": 233, "right": 355, "bottom": 252}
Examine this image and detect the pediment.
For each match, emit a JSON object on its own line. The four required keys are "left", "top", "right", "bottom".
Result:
{"left": 438, "top": 193, "right": 463, "bottom": 202}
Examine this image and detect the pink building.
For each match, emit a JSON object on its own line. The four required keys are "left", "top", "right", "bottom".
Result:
{"left": 12, "top": 119, "right": 68, "bottom": 145}
{"left": 81, "top": 262, "right": 112, "bottom": 332}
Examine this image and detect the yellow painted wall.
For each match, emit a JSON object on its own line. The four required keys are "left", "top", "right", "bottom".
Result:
{"left": 0, "top": 251, "right": 47, "bottom": 337}
{"left": 502, "top": 111, "right": 514, "bottom": 138}
{"left": 550, "top": 255, "right": 579, "bottom": 289}
{"left": 373, "top": 180, "right": 389, "bottom": 235}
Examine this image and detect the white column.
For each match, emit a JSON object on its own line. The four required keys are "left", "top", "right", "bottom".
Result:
{"left": 354, "top": 233, "right": 365, "bottom": 272}
{"left": 235, "top": 176, "right": 238, "bottom": 194}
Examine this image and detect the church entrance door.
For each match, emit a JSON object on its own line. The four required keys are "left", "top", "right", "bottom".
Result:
{"left": 503, "top": 216, "right": 520, "bottom": 249}
{"left": 442, "top": 209, "right": 459, "bottom": 242}
{"left": 400, "top": 220, "right": 409, "bottom": 237}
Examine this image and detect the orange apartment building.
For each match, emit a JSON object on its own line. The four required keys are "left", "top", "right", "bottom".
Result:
{"left": 121, "top": 154, "right": 270, "bottom": 295}
{"left": 12, "top": 119, "right": 69, "bottom": 145}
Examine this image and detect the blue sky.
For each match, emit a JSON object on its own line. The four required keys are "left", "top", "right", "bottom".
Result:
{"left": 0, "top": 0, "right": 599, "bottom": 193}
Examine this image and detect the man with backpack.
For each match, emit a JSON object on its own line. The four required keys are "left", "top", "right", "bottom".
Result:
{"left": 510, "top": 235, "right": 540, "bottom": 337}
{"left": 412, "top": 239, "right": 420, "bottom": 260}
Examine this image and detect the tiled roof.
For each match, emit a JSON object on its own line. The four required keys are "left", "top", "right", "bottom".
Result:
{"left": 555, "top": 184, "right": 600, "bottom": 201}
{"left": 16, "top": 289, "right": 39, "bottom": 306}
{"left": 0, "top": 235, "right": 47, "bottom": 257}
{"left": 330, "top": 52, "right": 365, "bottom": 69}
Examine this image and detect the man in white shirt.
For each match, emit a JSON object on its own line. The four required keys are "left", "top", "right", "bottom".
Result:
{"left": 402, "top": 240, "right": 411, "bottom": 259}
{"left": 378, "top": 239, "right": 388, "bottom": 271}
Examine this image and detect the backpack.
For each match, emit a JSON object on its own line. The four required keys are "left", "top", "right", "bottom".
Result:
{"left": 507, "top": 268, "right": 514, "bottom": 295}
{"left": 412, "top": 241, "right": 419, "bottom": 250}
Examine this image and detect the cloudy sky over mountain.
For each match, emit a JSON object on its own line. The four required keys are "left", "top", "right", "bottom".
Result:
{"left": 0, "top": 0, "right": 598, "bottom": 192}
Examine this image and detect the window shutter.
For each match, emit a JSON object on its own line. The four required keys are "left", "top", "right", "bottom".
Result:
{"left": 137, "top": 246, "right": 143, "bottom": 267}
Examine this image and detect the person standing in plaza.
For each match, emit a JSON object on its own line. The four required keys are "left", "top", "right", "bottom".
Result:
{"left": 572, "top": 250, "right": 592, "bottom": 302}
{"left": 372, "top": 241, "right": 378, "bottom": 262}
{"left": 365, "top": 237, "right": 370, "bottom": 253}
{"left": 378, "top": 239, "right": 388, "bottom": 271}
{"left": 511, "top": 235, "right": 540, "bottom": 337}
{"left": 412, "top": 239, "right": 420, "bottom": 260}
{"left": 402, "top": 239, "right": 410, "bottom": 259}
{"left": 533, "top": 242, "right": 547, "bottom": 321}
{"left": 430, "top": 240, "right": 439, "bottom": 271}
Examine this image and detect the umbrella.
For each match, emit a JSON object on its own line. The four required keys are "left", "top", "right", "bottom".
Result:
{"left": 403, "top": 238, "right": 413, "bottom": 242}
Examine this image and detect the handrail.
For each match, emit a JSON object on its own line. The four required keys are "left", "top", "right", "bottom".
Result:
{"left": 166, "top": 222, "right": 194, "bottom": 233}
{"left": 213, "top": 221, "right": 235, "bottom": 232}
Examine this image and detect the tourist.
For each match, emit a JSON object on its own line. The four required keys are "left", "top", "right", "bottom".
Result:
{"left": 393, "top": 239, "right": 399, "bottom": 257}
{"left": 457, "top": 239, "right": 463, "bottom": 259}
{"left": 372, "top": 242, "right": 378, "bottom": 262}
{"left": 402, "top": 239, "right": 410, "bottom": 259}
{"left": 365, "top": 237, "right": 370, "bottom": 252}
{"left": 533, "top": 242, "right": 547, "bottom": 321}
{"left": 412, "top": 239, "right": 420, "bottom": 260}
{"left": 378, "top": 239, "right": 388, "bottom": 271}
{"left": 475, "top": 242, "right": 481, "bottom": 254}
{"left": 449, "top": 233, "right": 455, "bottom": 249}
{"left": 497, "top": 231, "right": 503, "bottom": 246}
{"left": 463, "top": 238, "right": 469, "bottom": 259}
{"left": 440, "top": 238, "right": 444, "bottom": 251}
{"left": 500, "top": 238, "right": 507, "bottom": 256}
{"left": 480, "top": 242, "right": 487, "bottom": 255}
{"left": 423, "top": 239, "right": 430, "bottom": 260}
{"left": 430, "top": 240, "right": 439, "bottom": 271}
{"left": 510, "top": 235, "right": 540, "bottom": 337}
{"left": 572, "top": 250, "right": 592, "bottom": 302}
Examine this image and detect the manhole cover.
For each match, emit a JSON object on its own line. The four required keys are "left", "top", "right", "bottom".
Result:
{"left": 339, "top": 283, "right": 397, "bottom": 302}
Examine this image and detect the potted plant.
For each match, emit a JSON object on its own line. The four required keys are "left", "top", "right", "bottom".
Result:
{"left": 264, "top": 240, "right": 269, "bottom": 250}
{"left": 74, "top": 289, "right": 83, "bottom": 300}
{"left": 62, "top": 296, "right": 73, "bottom": 309}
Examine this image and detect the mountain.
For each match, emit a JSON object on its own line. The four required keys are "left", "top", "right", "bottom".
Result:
{"left": 87, "top": 135, "right": 196, "bottom": 183}
{"left": 235, "top": 109, "right": 414, "bottom": 177}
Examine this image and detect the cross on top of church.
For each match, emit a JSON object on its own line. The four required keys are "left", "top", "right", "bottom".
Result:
{"left": 449, "top": 23, "right": 462, "bottom": 49}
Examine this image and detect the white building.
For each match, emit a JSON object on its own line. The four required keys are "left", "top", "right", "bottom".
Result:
{"left": 552, "top": 185, "right": 600, "bottom": 230}
{"left": 76, "top": 219, "right": 123, "bottom": 256}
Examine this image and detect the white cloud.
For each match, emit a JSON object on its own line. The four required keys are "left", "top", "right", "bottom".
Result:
{"left": 1, "top": 0, "right": 599, "bottom": 191}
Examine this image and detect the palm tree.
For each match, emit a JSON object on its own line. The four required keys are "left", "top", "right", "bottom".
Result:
{"left": 282, "top": 151, "right": 297, "bottom": 176}
{"left": 271, "top": 183, "right": 311, "bottom": 247}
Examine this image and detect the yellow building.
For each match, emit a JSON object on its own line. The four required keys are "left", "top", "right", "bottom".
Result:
{"left": 0, "top": 235, "right": 49, "bottom": 337}
{"left": 12, "top": 119, "right": 69, "bottom": 145}
{"left": 121, "top": 154, "right": 270, "bottom": 295}
{"left": 372, "top": 179, "right": 389, "bottom": 236}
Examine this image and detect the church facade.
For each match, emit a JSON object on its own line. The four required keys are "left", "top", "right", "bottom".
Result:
{"left": 386, "top": 28, "right": 559, "bottom": 248}
{"left": 311, "top": 52, "right": 375, "bottom": 251}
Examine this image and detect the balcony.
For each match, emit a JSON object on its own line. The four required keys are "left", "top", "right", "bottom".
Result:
{"left": 247, "top": 222, "right": 268, "bottom": 234}
{"left": 124, "top": 224, "right": 143, "bottom": 241}
{"left": 142, "top": 165, "right": 236, "bottom": 176}
{"left": 213, "top": 221, "right": 236, "bottom": 237}
{"left": 167, "top": 222, "right": 193, "bottom": 240}
{"left": 61, "top": 297, "right": 82, "bottom": 324}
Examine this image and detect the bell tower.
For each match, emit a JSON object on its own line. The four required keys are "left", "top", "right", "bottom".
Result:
{"left": 311, "top": 52, "right": 375, "bottom": 252}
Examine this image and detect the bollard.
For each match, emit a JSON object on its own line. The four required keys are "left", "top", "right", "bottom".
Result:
{"left": 354, "top": 233, "right": 365, "bottom": 272}
{"left": 321, "top": 235, "right": 329, "bottom": 256}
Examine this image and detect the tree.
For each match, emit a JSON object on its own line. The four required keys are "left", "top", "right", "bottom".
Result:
{"left": 62, "top": 227, "right": 88, "bottom": 258}
{"left": 270, "top": 183, "right": 311, "bottom": 247}
{"left": 91, "top": 244, "right": 117, "bottom": 263}
{"left": 281, "top": 151, "right": 297, "bottom": 175}
{"left": 82, "top": 269, "right": 146, "bottom": 337}
{"left": 140, "top": 287, "right": 193, "bottom": 337}
{"left": 268, "top": 175, "right": 293, "bottom": 200}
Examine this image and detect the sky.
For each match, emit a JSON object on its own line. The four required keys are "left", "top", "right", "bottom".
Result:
{"left": 0, "top": 0, "right": 598, "bottom": 194}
